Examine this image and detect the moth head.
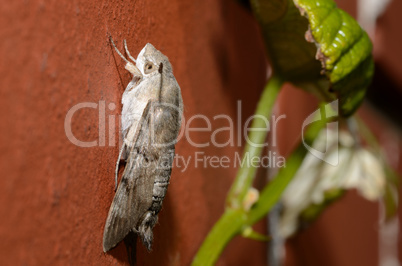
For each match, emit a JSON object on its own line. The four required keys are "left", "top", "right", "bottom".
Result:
{"left": 136, "top": 43, "right": 172, "bottom": 77}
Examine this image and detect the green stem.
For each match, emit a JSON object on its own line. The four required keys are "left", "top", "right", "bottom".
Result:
{"left": 192, "top": 103, "right": 330, "bottom": 266}
{"left": 191, "top": 209, "right": 245, "bottom": 266}
{"left": 227, "top": 75, "right": 283, "bottom": 208}
{"left": 247, "top": 115, "right": 327, "bottom": 224}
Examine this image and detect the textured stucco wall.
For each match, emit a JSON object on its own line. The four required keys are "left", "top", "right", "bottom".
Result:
{"left": 0, "top": 0, "right": 269, "bottom": 265}
{"left": 1, "top": 0, "right": 401, "bottom": 265}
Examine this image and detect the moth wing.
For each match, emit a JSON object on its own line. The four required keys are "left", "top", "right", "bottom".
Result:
{"left": 103, "top": 101, "right": 156, "bottom": 252}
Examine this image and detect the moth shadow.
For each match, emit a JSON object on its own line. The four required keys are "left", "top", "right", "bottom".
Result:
{"left": 107, "top": 241, "right": 133, "bottom": 265}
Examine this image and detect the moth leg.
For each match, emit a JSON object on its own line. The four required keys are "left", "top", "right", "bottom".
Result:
{"left": 124, "top": 40, "right": 137, "bottom": 63}
{"left": 115, "top": 142, "right": 126, "bottom": 191}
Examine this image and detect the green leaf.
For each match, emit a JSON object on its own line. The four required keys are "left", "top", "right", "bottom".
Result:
{"left": 250, "top": 0, "right": 322, "bottom": 81}
{"left": 249, "top": 0, "right": 374, "bottom": 116}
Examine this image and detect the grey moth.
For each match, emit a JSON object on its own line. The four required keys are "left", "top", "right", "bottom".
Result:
{"left": 103, "top": 38, "right": 183, "bottom": 253}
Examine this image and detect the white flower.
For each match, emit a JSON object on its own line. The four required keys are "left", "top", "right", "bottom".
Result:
{"left": 279, "top": 129, "right": 386, "bottom": 238}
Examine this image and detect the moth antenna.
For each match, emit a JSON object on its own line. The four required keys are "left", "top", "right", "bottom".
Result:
{"left": 124, "top": 40, "right": 137, "bottom": 63}
{"left": 109, "top": 36, "right": 130, "bottom": 64}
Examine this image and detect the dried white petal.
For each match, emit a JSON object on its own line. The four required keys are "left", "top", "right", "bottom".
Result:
{"left": 279, "top": 129, "right": 386, "bottom": 238}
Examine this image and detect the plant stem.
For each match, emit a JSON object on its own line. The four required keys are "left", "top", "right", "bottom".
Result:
{"left": 192, "top": 100, "right": 330, "bottom": 266}
{"left": 246, "top": 115, "right": 327, "bottom": 224}
{"left": 227, "top": 75, "right": 283, "bottom": 208}
{"left": 191, "top": 209, "right": 245, "bottom": 266}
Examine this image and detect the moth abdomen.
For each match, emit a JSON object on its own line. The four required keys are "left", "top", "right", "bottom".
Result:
{"left": 152, "top": 183, "right": 169, "bottom": 203}
{"left": 137, "top": 211, "right": 158, "bottom": 251}
{"left": 154, "top": 180, "right": 170, "bottom": 186}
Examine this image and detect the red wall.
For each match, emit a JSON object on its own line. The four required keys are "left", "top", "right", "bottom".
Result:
{"left": 0, "top": 0, "right": 400, "bottom": 265}
{"left": 0, "top": 0, "right": 268, "bottom": 265}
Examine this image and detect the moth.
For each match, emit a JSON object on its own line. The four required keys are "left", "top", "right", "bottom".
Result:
{"left": 103, "top": 37, "right": 183, "bottom": 253}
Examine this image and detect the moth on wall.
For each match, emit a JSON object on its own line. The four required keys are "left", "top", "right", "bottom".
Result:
{"left": 103, "top": 37, "right": 183, "bottom": 253}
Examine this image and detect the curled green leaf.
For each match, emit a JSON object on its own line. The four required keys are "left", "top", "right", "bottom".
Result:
{"left": 295, "top": 0, "right": 374, "bottom": 116}
{"left": 250, "top": 0, "right": 374, "bottom": 116}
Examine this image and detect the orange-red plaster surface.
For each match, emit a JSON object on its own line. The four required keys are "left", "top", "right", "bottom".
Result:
{"left": 1, "top": 0, "right": 401, "bottom": 266}
{"left": 0, "top": 0, "right": 268, "bottom": 265}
